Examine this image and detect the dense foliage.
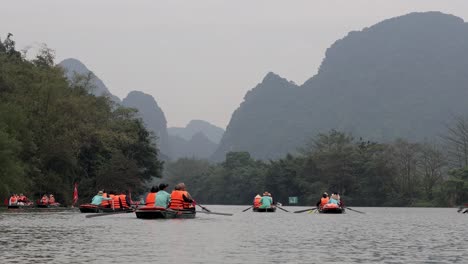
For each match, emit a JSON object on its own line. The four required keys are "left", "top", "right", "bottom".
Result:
{"left": 0, "top": 35, "right": 162, "bottom": 204}
{"left": 165, "top": 128, "right": 468, "bottom": 207}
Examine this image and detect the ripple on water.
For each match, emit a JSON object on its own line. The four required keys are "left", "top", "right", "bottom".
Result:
{"left": 0, "top": 207, "right": 467, "bottom": 263}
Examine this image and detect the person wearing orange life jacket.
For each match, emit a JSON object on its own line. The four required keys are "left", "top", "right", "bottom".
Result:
{"left": 253, "top": 194, "right": 261, "bottom": 208}
{"left": 91, "top": 191, "right": 112, "bottom": 206}
{"left": 99, "top": 190, "right": 112, "bottom": 208}
{"left": 144, "top": 186, "right": 159, "bottom": 207}
{"left": 119, "top": 191, "right": 131, "bottom": 209}
{"left": 316, "top": 192, "right": 329, "bottom": 209}
{"left": 109, "top": 191, "right": 121, "bottom": 210}
{"left": 169, "top": 183, "right": 194, "bottom": 210}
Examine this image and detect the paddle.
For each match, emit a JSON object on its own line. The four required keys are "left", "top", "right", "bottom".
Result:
{"left": 242, "top": 206, "right": 253, "bottom": 212}
{"left": 276, "top": 206, "right": 289, "bottom": 212}
{"left": 193, "top": 200, "right": 211, "bottom": 212}
{"left": 346, "top": 207, "right": 365, "bottom": 214}
{"left": 85, "top": 210, "right": 134, "bottom": 218}
{"left": 294, "top": 208, "right": 317, "bottom": 213}
{"left": 196, "top": 210, "right": 233, "bottom": 216}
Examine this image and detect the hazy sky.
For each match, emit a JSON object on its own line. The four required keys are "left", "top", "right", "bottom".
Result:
{"left": 2, "top": 1, "right": 468, "bottom": 128}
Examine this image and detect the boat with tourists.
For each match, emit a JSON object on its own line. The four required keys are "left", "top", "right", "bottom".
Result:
{"left": 319, "top": 203, "right": 345, "bottom": 214}
{"left": 253, "top": 206, "right": 277, "bottom": 212}
{"left": 135, "top": 206, "right": 196, "bottom": 219}
{"left": 79, "top": 203, "right": 134, "bottom": 213}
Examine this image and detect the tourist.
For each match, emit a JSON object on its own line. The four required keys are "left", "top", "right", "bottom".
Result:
{"left": 253, "top": 194, "right": 261, "bottom": 208}
{"left": 169, "top": 183, "right": 194, "bottom": 210}
{"left": 91, "top": 191, "right": 112, "bottom": 206}
{"left": 145, "top": 186, "right": 159, "bottom": 207}
{"left": 155, "top": 183, "right": 171, "bottom": 208}
{"left": 316, "top": 192, "right": 329, "bottom": 209}
{"left": 259, "top": 191, "right": 273, "bottom": 209}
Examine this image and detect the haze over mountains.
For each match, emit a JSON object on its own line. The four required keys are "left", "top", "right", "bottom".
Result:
{"left": 60, "top": 11, "right": 468, "bottom": 161}
{"left": 213, "top": 11, "right": 468, "bottom": 160}
{"left": 58, "top": 59, "right": 222, "bottom": 160}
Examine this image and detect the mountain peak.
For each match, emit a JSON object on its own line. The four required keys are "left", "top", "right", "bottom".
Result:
{"left": 58, "top": 58, "right": 121, "bottom": 103}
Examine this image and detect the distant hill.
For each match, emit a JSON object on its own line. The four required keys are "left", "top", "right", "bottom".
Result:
{"left": 169, "top": 132, "right": 218, "bottom": 159}
{"left": 58, "top": 58, "right": 121, "bottom": 103}
{"left": 122, "top": 91, "right": 171, "bottom": 157}
{"left": 168, "top": 120, "right": 224, "bottom": 144}
{"left": 213, "top": 12, "right": 468, "bottom": 160}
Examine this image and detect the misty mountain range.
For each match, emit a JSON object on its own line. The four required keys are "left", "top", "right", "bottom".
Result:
{"left": 58, "top": 59, "right": 223, "bottom": 160}
{"left": 60, "top": 11, "right": 468, "bottom": 161}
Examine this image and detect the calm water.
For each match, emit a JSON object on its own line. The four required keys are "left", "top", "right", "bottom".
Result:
{"left": 0, "top": 206, "right": 467, "bottom": 264}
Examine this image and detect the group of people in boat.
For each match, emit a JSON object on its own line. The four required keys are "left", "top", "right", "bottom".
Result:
{"left": 39, "top": 194, "right": 60, "bottom": 206}
{"left": 253, "top": 192, "right": 274, "bottom": 209}
{"left": 143, "top": 182, "right": 195, "bottom": 210}
{"left": 316, "top": 192, "right": 343, "bottom": 209}
{"left": 91, "top": 190, "right": 133, "bottom": 210}
{"left": 8, "top": 193, "right": 32, "bottom": 206}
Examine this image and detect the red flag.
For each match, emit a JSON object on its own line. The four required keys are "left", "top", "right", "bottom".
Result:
{"left": 72, "top": 183, "right": 78, "bottom": 206}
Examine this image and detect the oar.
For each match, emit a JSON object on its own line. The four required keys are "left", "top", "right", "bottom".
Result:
{"left": 85, "top": 210, "right": 134, "bottom": 218}
{"left": 276, "top": 206, "right": 289, "bottom": 212}
{"left": 196, "top": 210, "right": 233, "bottom": 216}
{"left": 294, "top": 208, "right": 317, "bottom": 213}
{"left": 193, "top": 200, "right": 211, "bottom": 212}
{"left": 346, "top": 207, "right": 365, "bottom": 214}
{"left": 242, "top": 206, "right": 253, "bottom": 212}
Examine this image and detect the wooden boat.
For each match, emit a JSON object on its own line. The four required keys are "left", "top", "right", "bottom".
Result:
{"left": 135, "top": 206, "right": 196, "bottom": 219}
{"left": 252, "top": 206, "right": 276, "bottom": 212}
{"left": 36, "top": 203, "right": 61, "bottom": 208}
{"left": 319, "top": 203, "right": 345, "bottom": 214}
{"left": 7, "top": 204, "right": 34, "bottom": 209}
{"left": 79, "top": 203, "right": 134, "bottom": 213}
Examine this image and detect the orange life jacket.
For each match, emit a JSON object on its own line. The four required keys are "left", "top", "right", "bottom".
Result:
{"left": 119, "top": 194, "right": 129, "bottom": 208}
{"left": 10, "top": 196, "right": 17, "bottom": 204}
{"left": 49, "top": 197, "right": 55, "bottom": 203}
{"left": 253, "top": 197, "right": 261, "bottom": 208}
{"left": 18, "top": 195, "right": 27, "bottom": 202}
{"left": 169, "top": 190, "right": 193, "bottom": 209}
{"left": 112, "top": 195, "right": 121, "bottom": 209}
{"left": 320, "top": 197, "right": 329, "bottom": 207}
{"left": 145, "top": 192, "right": 157, "bottom": 207}
{"left": 101, "top": 193, "right": 111, "bottom": 207}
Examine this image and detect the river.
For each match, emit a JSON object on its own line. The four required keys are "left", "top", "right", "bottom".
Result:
{"left": 0, "top": 206, "right": 467, "bottom": 264}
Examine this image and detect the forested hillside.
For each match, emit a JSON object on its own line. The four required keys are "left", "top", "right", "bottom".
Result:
{"left": 214, "top": 12, "right": 468, "bottom": 160}
{"left": 165, "top": 127, "right": 468, "bottom": 207}
{"left": 0, "top": 35, "right": 162, "bottom": 204}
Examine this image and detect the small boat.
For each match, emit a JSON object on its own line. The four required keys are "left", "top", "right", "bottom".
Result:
{"left": 79, "top": 203, "right": 100, "bottom": 213}
{"left": 79, "top": 203, "right": 134, "bottom": 213}
{"left": 135, "top": 206, "right": 196, "bottom": 219}
{"left": 36, "top": 203, "right": 61, "bottom": 208}
{"left": 319, "top": 203, "right": 345, "bottom": 214}
{"left": 252, "top": 206, "right": 276, "bottom": 212}
{"left": 8, "top": 203, "right": 34, "bottom": 209}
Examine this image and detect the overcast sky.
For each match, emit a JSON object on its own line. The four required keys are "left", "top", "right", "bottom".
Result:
{"left": 1, "top": 0, "right": 467, "bottom": 128}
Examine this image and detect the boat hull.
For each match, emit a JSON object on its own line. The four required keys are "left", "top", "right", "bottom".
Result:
{"left": 79, "top": 203, "right": 133, "bottom": 213}
{"left": 253, "top": 207, "right": 276, "bottom": 212}
{"left": 319, "top": 204, "right": 345, "bottom": 214}
{"left": 135, "top": 206, "right": 196, "bottom": 219}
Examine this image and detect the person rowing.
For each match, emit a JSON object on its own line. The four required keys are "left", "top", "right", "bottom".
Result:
{"left": 91, "top": 191, "right": 113, "bottom": 207}
{"left": 316, "top": 192, "right": 329, "bottom": 209}
{"left": 169, "top": 183, "right": 194, "bottom": 210}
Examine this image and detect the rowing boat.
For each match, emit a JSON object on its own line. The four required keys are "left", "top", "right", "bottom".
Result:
{"left": 135, "top": 206, "right": 196, "bottom": 219}
{"left": 252, "top": 206, "right": 276, "bottom": 212}
{"left": 79, "top": 203, "right": 133, "bottom": 213}
{"left": 319, "top": 203, "right": 345, "bottom": 214}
